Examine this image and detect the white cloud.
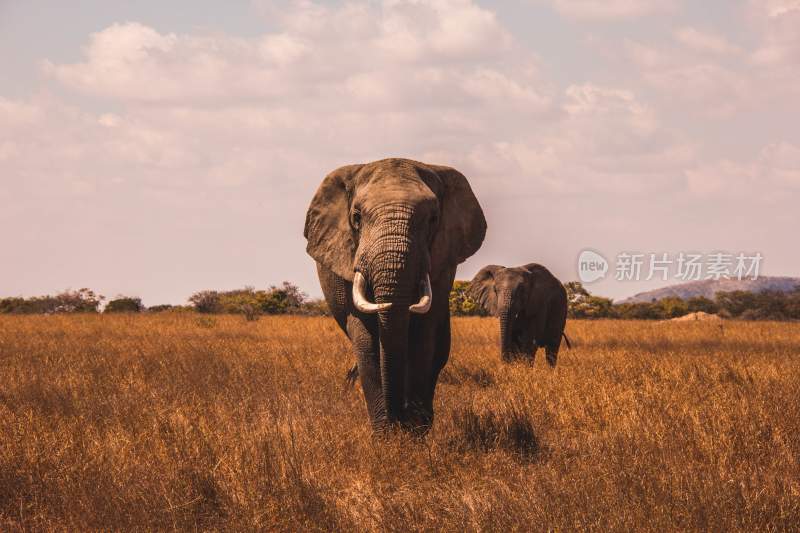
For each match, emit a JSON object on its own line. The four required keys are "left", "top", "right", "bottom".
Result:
{"left": 646, "top": 63, "right": 749, "bottom": 117}
{"left": 685, "top": 141, "right": 800, "bottom": 197}
{"left": 757, "top": 142, "right": 800, "bottom": 187}
{"left": 17, "top": 2, "right": 799, "bottom": 206}
{"left": 749, "top": 0, "right": 800, "bottom": 69}
{"left": 9, "top": 1, "right": 737, "bottom": 208}
{"left": 0, "top": 97, "right": 43, "bottom": 125}
{"left": 8, "top": 1, "right": 554, "bottom": 216}
{"left": 674, "top": 27, "right": 740, "bottom": 55}
{"left": 4, "top": 0, "right": 799, "bottom": 302}
{"left": 619, "top": 3, "right": 800, "bottom": 117}
{"left": 455, "top": 83, "right": 690, "bottom": 197}
{"left": 760, "top": 0, "right": 800, "bottom": 18}
{"left": 539, "top": 0, "right": 679, "bottom": 20}
{"left": 46, "top": 1, "right": 518, "bottom": 107}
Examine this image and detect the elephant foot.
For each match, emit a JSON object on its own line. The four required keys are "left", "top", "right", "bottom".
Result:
{"left": 370, "top": 406, "right": 432, "bottom": 437}
{"left": 402, "top": 403, "right": 433, "bottom": 436}
{"left": 371, "top": 420, "right": 430, "bottom": 438}
{"left": 501, "top": 352, "right": 529, "bottom": 364}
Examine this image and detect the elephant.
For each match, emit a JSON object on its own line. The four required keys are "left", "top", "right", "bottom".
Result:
{"left": 304, "top": 158, "right": 486, "bottom": 432}
{"left": 468, "top": 263, "right": 570, "bottom": 365}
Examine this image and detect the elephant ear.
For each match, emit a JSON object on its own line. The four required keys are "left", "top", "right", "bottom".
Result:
{"left": 468, "top": 265, "right": 503, "bottom": 315}
{"left": 521, "top": 263, "right": 548, "bottom": 278}
{"left": 303, "top": 164, "right": 364, "bottom": 282}
{"left": 429, "top": 165, "right": 487, "bottom": 274}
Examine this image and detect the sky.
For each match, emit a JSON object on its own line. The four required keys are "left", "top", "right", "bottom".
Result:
{"left": 1, "top": 0, "right": 798, "bottom": 305}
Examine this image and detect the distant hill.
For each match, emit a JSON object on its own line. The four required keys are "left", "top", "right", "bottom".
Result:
{"left": 621, "top": 276, "right": 800, "bottom": 303}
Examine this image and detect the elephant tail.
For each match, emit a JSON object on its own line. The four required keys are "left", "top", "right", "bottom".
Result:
{"left": 562, "top": 332, "right": 572, "bottom": 350}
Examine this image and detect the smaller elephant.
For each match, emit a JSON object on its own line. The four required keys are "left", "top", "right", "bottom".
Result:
{"left": 469, "top": 263, "right": 570, "bottom": 365}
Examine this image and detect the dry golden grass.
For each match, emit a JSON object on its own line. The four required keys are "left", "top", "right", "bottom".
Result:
{"left": 1, "top": 314, "right": 798, "bottom": 531}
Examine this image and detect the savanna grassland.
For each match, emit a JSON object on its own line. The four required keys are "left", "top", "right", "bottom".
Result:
{"left": 1, "top": 314, "right": 798, "bottom": 531}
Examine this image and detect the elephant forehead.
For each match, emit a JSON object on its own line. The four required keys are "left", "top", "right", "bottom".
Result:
{"left": 356, "top": 178, "right": 438, "bottom": 210}
{"left": 496, "top": 269, "right": 527, "bottom": 285}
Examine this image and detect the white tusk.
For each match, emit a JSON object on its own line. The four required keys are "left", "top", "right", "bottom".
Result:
{"left": 352, "top": 271, "right": 392, "bottom": 314}
{"left": 409, "top": 273, "right": 432, "bottom": 314}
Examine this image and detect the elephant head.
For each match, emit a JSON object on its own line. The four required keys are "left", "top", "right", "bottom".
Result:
{"left": 470, "top": 265, "right": 534, "bottom": 360}
{"left": 304, "top": 158, "right": 486, "bottom": 427}
{"left": 469, "top": 263, "right": 568, "bottom": 365}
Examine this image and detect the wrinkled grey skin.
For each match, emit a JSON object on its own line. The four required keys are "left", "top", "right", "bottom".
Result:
{"left": 469, "top": 264, "right": 569, "bottom": 365}
{"left": 304, "top": 159, "right": 486, "bottom": 433}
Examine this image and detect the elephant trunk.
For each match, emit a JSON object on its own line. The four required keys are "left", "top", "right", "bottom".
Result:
{"left": 373, "top": 249, "right": 418, "bottom": 425}
{"left": 497, "top": 289, "right": 515, "bottom": 361}
{"left": 375, "top": 300, "right": 411, "bottom": 424}
{"left": 360, "top": 209, "right": 424, "bottom": 426}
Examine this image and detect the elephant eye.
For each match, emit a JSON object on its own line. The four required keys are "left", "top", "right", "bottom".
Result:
{"left": 351, "top": 210, "right": 362, "bottom": 230}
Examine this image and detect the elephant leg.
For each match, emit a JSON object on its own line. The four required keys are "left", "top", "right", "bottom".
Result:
{"left": 516, "top": 319, "right": 536, "bottom": 363}
{"left": 405, "top": 316, "right": 439, "bottom": 433}
{"left": 346, "top": 313, "right": 385, "bottom": 429}
{"left": 318, "top": 264, "right": 363, "bottom": 386}
{"left": 544, "top": 326, "right": 562, "bottom": 366}
{"left": 431, "top": 316, "right": 451, "bottom": 386}
{"left": 510, "top": 318, "right": 529, "bottom": 361}
{"left": 545, "top": 343, "right": 559, "bottom": 368}
{"left": 317, "top": 263, "right": 350, "bottom": 338}
{"left": 530, "top": 311, "right": 548, "bottom": 365}
{"left": 425, "top": 316, "right": 451, "bottom": 427}
{"left": 544, "top": 306, "right": 567, "bottom": 368}
{"left": 523, "top": 337, "right": 536, "bottom": 364}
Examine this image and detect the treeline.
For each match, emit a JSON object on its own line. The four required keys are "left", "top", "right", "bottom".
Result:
{"left": 3, "top": 281, "right": 799, "bottom": 321}
{"left": 0, "top": 289, "right": 106, "bottom": 314}
{"left": 565, "top": 282, "right": 800, "bottom": 321}
{"left": 0, "top": 283, "right": 328, "bottom": 318}
{"left": 186, "top": 283, "right": 327, "bottom": 319}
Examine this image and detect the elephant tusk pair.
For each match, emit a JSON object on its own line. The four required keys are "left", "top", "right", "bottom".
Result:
{"left": 352, "top": 272, "right": 432, "bottom": 315}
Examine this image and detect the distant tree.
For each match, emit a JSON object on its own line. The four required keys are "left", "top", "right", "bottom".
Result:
{"left": 449, "top": 280, "right": 485, "bottom": 316}
{"left": 0, "top": 297, "right": 28, "bottom": 314}
{"left": 147, "top": 304, "right": 175, "bottom": 313}
{"left": 260, "top": 282, "right": 307, "bottom": 314}
{"left": 656, "top": 297, "right": 689, "bottom": 319}
{"left": 686, "top": 296, "right": 718, "bottom": 314}
{"left": 189, "top": 290, "right": 222, "bottom": 313}
{"left": 564, "top": 281, "right": 590, "bottom": 306}
{"left": 783, "top": 287, "right": 800, "bottom": 320}
{"left": 565, "top": 282, "right": 613, "bottom": 319}
{"left": 189, "top": 282, "right": 309, "bottom": 316}
{"left": 715, "top": 291, "right": 758, "bottom": 318}
{"left": 298, "top": 298, "right": 330, "bottom": 316}
{"left": 0, "top": 289, "right": 104, "bottom": 314}
{"left": 612, "top": 302, "right": 661, "bottom": 320}
{"left": 274, "top": 281, "right": 307, "bottom": 309}
{"left": 757, "top": 290, "right": 790, "bottom": 320}
{"left": 216, "top": 287, "right": 262, "bottom": 319}
{"left": 53, "top": 289, "right": 104, "bottom": 313}
{"left": 105, "top": 296, "right": 144, "bottom": 313}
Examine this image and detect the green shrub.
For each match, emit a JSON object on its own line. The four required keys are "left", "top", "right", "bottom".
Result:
{"left": 449, "top": 280, "right": 485, "bottom": 316}
{"left": 105, "top": 297, "right": 144, "bottom": 313}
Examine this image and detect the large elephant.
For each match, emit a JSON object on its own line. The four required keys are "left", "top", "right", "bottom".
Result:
{"left": 469, "top": 263, "right": 570, "bottom": 365}
{"left": 304, "top": 158, "right": 486, "bottom": 432}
